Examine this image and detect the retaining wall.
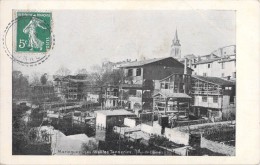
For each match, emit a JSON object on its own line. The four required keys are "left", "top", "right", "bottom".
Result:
{"left": 124, "top": 118, "right": 137, "bottom": 128}
{"left": 200, "top": 137, "right": 235, "bottom": 156}
{"left": 164, "top": 128, "right": 190, "bottom": 145}
{"left": 140, "top": 122, "right": 162, "bottom": 136}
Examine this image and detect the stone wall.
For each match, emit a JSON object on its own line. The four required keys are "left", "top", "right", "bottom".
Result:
{"left": 200, "top": 137, "right": 235, "bottom": 156}
{"left": 164, "top": 127, "right": 190, "bottom": 145}
{"left": 140, "top": 124, "right": 154, "bottom": 134}
{"left": 124, "top": 118, "right": 137, "bottom": 128}
{"left": 140, "top": 122, "right": 162, "bottom": 136}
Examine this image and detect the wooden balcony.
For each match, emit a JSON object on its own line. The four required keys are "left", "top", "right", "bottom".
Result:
{"left": 191, "top": 90, "right": 222, "bottom": 95}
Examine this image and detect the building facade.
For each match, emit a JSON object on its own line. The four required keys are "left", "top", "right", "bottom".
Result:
{"left": 53, "top": 74, "right": 101, "bottom": 103}
{"left": 180, "top": 45, "right": 236, "bottom": 80}
{"left": 101, "top": 85, "right": 119, "bottom": 109}
{"left": 95, "top": 110, "right": 136, "bottom": 129}
{"left": 31, "top": 85, "right": 55, "bottom": 102}
{"left": 190, "top": 75, "right": 236, "bottom": 121}
{"left": 153, "top": 73, "right": 192, "bottom": 115}
{"left": 119, "top": 57, "right": 192, "bottom": 112}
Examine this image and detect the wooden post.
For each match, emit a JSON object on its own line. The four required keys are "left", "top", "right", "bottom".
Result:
{"left": 121, "top": 89, "right": 124, "bottom": 108}
{"left": 165, "top": 97, "right": 168, "bottom": 115}
{"left": 177, "top": 100, "right": 179, "bottom": 120}
{"left": 187, "top": 100, "right": 190, "bottom": 117}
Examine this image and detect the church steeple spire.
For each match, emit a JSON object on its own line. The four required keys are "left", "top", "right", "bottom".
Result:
{"left": 170, "top": 29, "right": 181, "bottom": 59}
{"left": 172, "top": 29, "right": 181, "bottom": 46}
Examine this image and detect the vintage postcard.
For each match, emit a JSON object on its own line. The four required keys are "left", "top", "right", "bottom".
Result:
{"left": 0, "top": 0, "right": 259, "bottom": 165}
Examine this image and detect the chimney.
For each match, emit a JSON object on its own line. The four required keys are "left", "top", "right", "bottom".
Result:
{"left": 184, "top": 58, "right": 187, "bottom": 74}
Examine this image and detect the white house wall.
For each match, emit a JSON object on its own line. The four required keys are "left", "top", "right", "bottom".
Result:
{"left": 124, "top": 118, "right": 137, "bottom": 128}
{"left": 105, "top": 99, "right": 118, "bottom": 108}
{"left": 222, "top": 95, "right": 231, "bottom": 108}
{"left": 219, "top": 61, "right": 236, "bottom": 78}
{"left": 193, "top": 60, "right": 235, "bottom": 78}
{"left": 96, "top": 113, "right": 107, "bottom": 128}
{"left": 212, "top": 45, "right": 236, "bottom": 57}
{"left": 193, "top": 95, "right": 222, "bottom": 109}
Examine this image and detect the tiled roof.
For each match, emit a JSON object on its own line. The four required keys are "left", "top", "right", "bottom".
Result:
{"left": 153, "top": 91, "right": 192, "bottom": 99}
{"left": 159, "top": 73, "right": 191, "bottom": 82}
{"left": 183, "top": 54, "right": 197, "bottom": 59}
{"left": 192, "top": 75, "right": 235, "bottom": 86}
{"left": 199, "top": 54, "right": 218, "bottom": 57}
{"left": 118, "top": 57, "right": 183, "bottom": 68}
{"left": 120, "top": 84, "right": 144, "bottom": 89}
{"left": 69, "top": 78, "right": 90, "bottom": 83}
{"left": 95, "top": 109, "right": 136, "bottom": 116}
{"left": 53, "top": 78, "right": 61, "bottom": 81}
{"left": 218, "top": 58, "right": 236, "bottom": 63}
{"left": 193, "top": 58, "right": 220, "bottom": 65}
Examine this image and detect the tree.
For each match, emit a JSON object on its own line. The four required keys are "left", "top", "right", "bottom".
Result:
{"left": 40, "top": 73, "right": 48, "bottom": 85}
{"left": 75, "top": 68, "right": 88, "bottom": 75}
{"left": 30, "top": 72, "right": 41, "bottom": 85}
{"left": 12, "top": 70, "right": 30, "bottom": 99}
{"left": 89, "top": 65, "right": 104, "bottom": 86}
{"left": 55, "top": 66, "right": 71, "bottom": 76}
{"left": 12, "top": 104, "right": 51, "bottom": 155}
{"left": 81, "top": 140, "right": 98, "bottom": 154}
{"left": 89, "top": 64, "right": 124, "bottom": 86}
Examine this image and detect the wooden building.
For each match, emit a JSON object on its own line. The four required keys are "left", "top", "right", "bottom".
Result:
{"left": 101, "top": 85, "right": 119, "bottom": 109}
{"left": 118, "top": 57, "right": 192, "bottom": 112}
{"left": 153, "top": 73, "right": 192, "bottom": 115}
{"left": 31, "top": 85, "right": 55, "bottom": 102}
{"left": 54, "top": 74, "right": 102, "bottom": 103}
{"left": 190, "top": 75, "right": 236, "bottom": 121}
{"left": 53, "top": 74, "right": 89, "bottom": 101}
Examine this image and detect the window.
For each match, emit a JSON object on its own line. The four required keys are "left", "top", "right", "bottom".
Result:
{"left": 194, "top": 65, "right": 196, "bottom": 68}
{"left": 222, "top": 63, "right": 225, "bottom": 69}
{"left": 179, "top": 83, "right": 184, "bottom": 93}
{"left": 208, "top": 64, "right": 211, "bottom": 68}
{"left": 160, "top": 83, "right": 165, "bottom": 89}
{"left": 136, "top": 68, "right": 141, "bottom": 76}
{"left": 174, "top": 84, "right": 178, "bottom": 93}
{"left": 233, "top": 72, "right": 236, "bottom": 78}
{"left": 230, "top": 95, "right": 235, "bottom": 103}
{"left": 203, "top": 73, "right": 207, "bottom": 77}
{"left": 222, "top": 73, "right": 225, "bottom": 77}
{"left": 213, "top": 96, "right": 218, "bottom": 103}
{"left": 165, "top": 83, "right": 169, "bottom": 89}
{"left": 225, "top": 87, "right": 232, "bottom": 90}
{"left": 202, "top": 96, "right": 207, "bottom": 102}
{"left": 129, "top": 89, "right": 136, "bottom": 95}
{"left": 194, "top": 72, "right": 197, "bottom": 75}
{"left": 127, "top": 69, "right": 133, "bottom": 76}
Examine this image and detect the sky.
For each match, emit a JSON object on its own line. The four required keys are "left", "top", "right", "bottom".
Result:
{"left": 14, "top": 10, "right": 236, "bottom": 78}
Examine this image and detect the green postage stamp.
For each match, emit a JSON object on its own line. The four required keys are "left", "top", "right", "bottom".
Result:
{"left": 1, "top": 11, "right": 55, "bottom": 66}
{"left": 16, "top": 12, "right": 52, "bottom": 52}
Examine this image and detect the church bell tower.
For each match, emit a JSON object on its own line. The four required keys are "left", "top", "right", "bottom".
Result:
{"left": 170, "top": 29, "right": 181, "bottom": 59}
